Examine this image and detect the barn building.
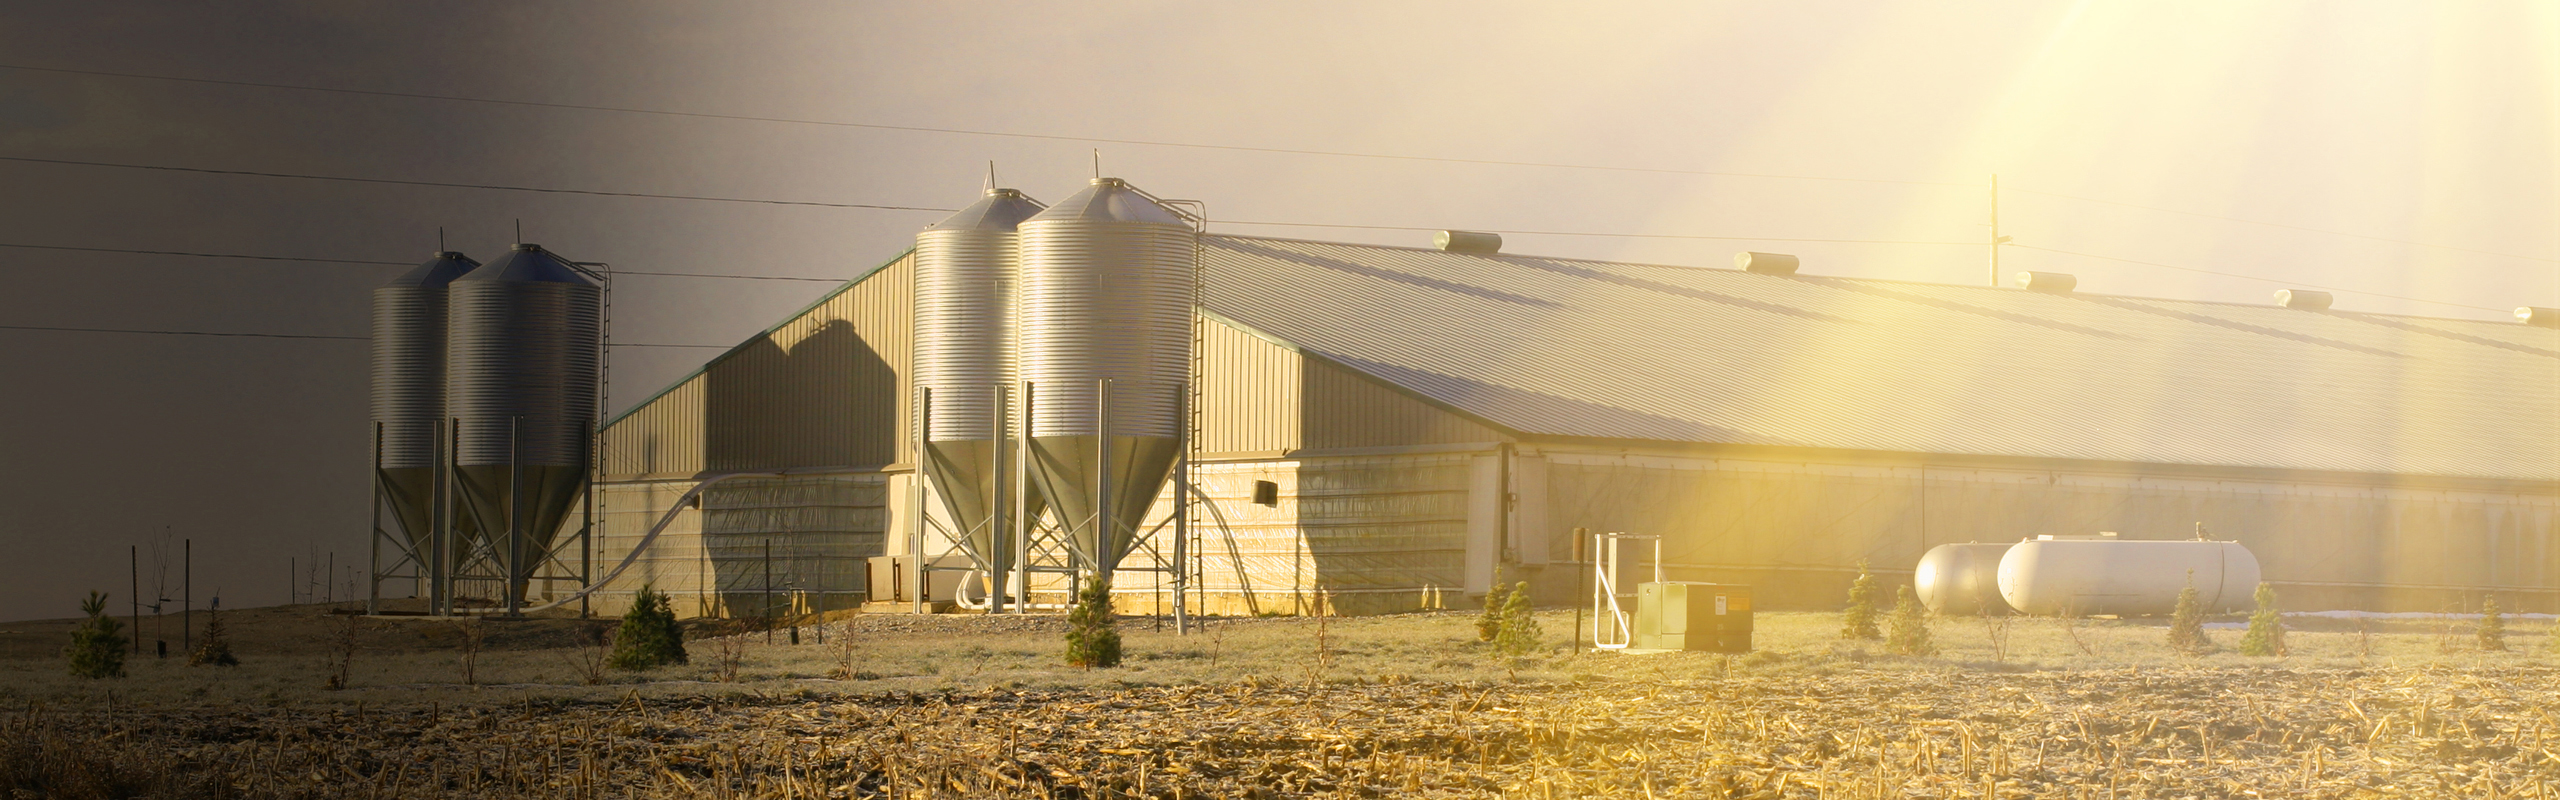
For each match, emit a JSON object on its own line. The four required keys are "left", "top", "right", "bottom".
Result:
{"left": 577, "top": 179, "right": 2560, "bottom": 617}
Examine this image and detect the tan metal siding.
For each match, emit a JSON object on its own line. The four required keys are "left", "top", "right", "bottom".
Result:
{"left": 598, "top": 253, "right": 914, "bottom": 480}
{"left": 1194, "top": 317, "right": 1301, "bottom": 453}
{"left": 600, "top": 381, "right": 704, "bottom": 479}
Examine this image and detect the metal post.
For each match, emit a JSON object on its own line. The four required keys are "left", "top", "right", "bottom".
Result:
{"left": 913, "top": 387, "right": 929, "bottom": 614}
{"left": 182, "top": 538, "right": 191, "bottom": 652}
{"left": 1015, "top": 380, "right": 1034, "bottom": 614}
{"left": 369, "top": 422, "right": 383, "bottom": 616}
{"left": 433, "top": 418, "right": 452, "bottom": 616}
{"left": 764, "top": 538, "right": 774, "bottom": 644}
{"left": 1572, "top": 527, "right": 1587, "bottom": 653}
{"left": 1172, "top": 382, "right": 1188, "bottom": 635}
{"left": 506, "top": 414, "right": 523, "bottom": 616}
{"left": 990, "top": 383, "right": 1010, "bottom": 614}
{"left": 1094, "top": 378, "right": 1112, "bottom": 587}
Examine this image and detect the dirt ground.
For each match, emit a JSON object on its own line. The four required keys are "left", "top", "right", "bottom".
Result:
{"left": 7, "top": 603, "right": 2560, "bottom": 798}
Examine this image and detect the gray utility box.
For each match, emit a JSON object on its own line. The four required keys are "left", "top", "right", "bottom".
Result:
{"left": 1633, "top": 582, "right": 1753, "bottom": 653}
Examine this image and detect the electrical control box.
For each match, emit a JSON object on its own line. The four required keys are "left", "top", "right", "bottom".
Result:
{"left": 1632, "top": 582, "right": 1752, "bottom": 653}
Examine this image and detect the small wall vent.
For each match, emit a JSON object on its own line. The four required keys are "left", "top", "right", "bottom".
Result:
{"left": 2274, "top": 289, "right": 2333, "bottom": 310}
{"left": 2013, "top": 271, "right": 2077, "bottom": 293}
{"left": 1434, "top": 230, "right": 1501, "bottom": 255}
{"left": 1252, "top": 480, "right": 1280, "bottom": 506}
{"left": 1733, "top": 251, "right": 1800, "bottom": 275}
{"left": 2518, "top": 307, "right": 2560, "bottom": 328}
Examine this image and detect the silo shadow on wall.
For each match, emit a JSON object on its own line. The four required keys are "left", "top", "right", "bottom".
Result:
{"left": 701, "top": 320, "right": 897, "bottom": 615}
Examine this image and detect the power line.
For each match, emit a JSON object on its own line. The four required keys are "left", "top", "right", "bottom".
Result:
{"left": 0, "top": 157, "right": 1988, "bottom": 247}
{"left": 8, "top": 63, "right": 2543, "bottom": 262}
{"left": 0, "top": 242, "right": 847, "bottom": 282}
{"left": 2009, "top": 244, "right": 2509, "bottom": 314}
{"left": 0, "top": 62, "right": 1973, "bottom": 188}
{"left": 3, "top": 155, "right": 2528, "bottom": 311}
{"left": 2008, "top": 187, "right": 2558, "bottom": 264}
{"left": 0, "top": 156, "right": 953, "bottom": 212}
{"left": 0, "top": 322, "right": 730, "bottom": 347}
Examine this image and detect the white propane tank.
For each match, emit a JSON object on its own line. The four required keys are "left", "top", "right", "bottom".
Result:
{"left": 1913, "top": 543, "right": 2016, "bottom": 616}
{"left": 1996, "top": 535, "right": 2260, "bottom": 616}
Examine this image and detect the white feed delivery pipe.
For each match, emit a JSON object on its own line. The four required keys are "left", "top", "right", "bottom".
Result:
{"left": 1995, "top": 537, "right": 2260, "bottom": 617}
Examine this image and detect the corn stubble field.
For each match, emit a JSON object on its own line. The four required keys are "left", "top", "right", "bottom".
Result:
{"left": 5, "top": 605, "right": 2560, "bottom": 798}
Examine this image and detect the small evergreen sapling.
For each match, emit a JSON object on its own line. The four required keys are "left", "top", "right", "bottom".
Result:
{"left": 2167, "top": 571, "right": 2215, "bottom": 656}
{"left": 1494, "top": 581, "right": 1542, "bottom": 655}
{"left": 608, "top": 584, "right": 688, "bottom": 671}
{"left": 1065, "top": 577, "right": 1122, "bottom": 669}
{"left": 2238, "top": 582, "right": 2285, "bottom": 657}
{"left": 1841, "top": 561, "right": 1882, "bottom": 641}
{"left": 188, "top": 607, "right": 240, "bottom": 666}
{"left": 1476, "top": 569, "right": 1510, "bottom": 642}
{"left": 65, "top": 591, "right": 127, "bottom": 679}
{"left": 2478, "top": 596, "right": 2507, "bottom": 652}
{"left": 1886, "top": 584, "right": 1934, "bottom": 656}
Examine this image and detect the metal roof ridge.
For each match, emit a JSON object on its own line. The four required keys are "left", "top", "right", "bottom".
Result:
{"left": 1201, "top": 233, "right": 2528, "bottom": 328}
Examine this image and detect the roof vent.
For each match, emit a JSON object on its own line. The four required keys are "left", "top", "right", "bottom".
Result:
{"left": 2013, "top": 271, "right": 2077, "bottom": 293}
{"left": 2273, "top": 289, "right": 2333, "bottom": 310}
{"left": 1434, "top": 230, "right": 1501, "bottom": 255}
{"left": 2518, "top": 307, "right": 2560, "bottom": 328}
{"left": 1734, "top": 251, "right": 1800, "bottom": 275}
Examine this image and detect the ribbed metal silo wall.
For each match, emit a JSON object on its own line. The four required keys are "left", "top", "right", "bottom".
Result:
{"left": 1020, "top": 207, "right": 1196, "bottom": 578}
{"left": 447, "top": 253, "right": 600, "bottom": 602}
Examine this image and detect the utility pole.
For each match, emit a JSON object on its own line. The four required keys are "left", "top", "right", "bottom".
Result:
{"left": 1987, "top": 174, "right": 2012, "bottom": 287}
{"left": 129, "top": 546, "right": 138, "bottom": 654}
{"left": 182, "top": 538, "right": 192, "bottom": 652}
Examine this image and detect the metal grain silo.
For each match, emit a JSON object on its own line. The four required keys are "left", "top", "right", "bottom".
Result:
{"left": 372, "top": 251, "right": 480, "bottom": 572}
{"left": 446, "top": 243, "right": 600, "bottom": 608}
{"left": 1019, "top": 177, "right": 1196, "bottom": 581}
{"left": 1913, "top": 542, "right": 2015, "bottom": 615}
{"left": 916, "top": 186, "right": 1046, "bottom": 574}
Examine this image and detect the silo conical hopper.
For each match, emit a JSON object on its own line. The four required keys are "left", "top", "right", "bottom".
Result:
{"left": 916, "top": 187, "right": 1047, "bottom": 578}
{"left": 446, "top": 243, "right": 600, "bottom": 606}
{"left": 1019, "top": 178, "right": 1196, "bottom": 582}
{"left": 371, "top": 251, "right": 481, "bottom": 578}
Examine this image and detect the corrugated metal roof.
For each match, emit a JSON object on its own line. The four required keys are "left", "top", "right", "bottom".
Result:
{"left": 1198, "top": 235, "right": 2560, "bottom": 482}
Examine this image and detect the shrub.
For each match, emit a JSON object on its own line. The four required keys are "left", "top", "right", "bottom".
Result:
{"left": 1065, "top": 577, "right": 1122, "bottom": 669}
{"left": 187, "top": 607, "right": 239, "bottom": 667}
{"left": 2238, "top": 582, "right": 2285, "bottom": 657}
{"left": 2167, "top": 572, "right": 2214, "bottom": 656}
{"left": 608, "top": 585, "right": 688, "bottom": 671}
{"left": 2479, "top": 596, "right": 2507, "bottom": 652}
{"left": 1476, "top": 570, "right": 1510, "bottom": 642}
{"left": 1495, "top": 581, "right": 1542, "bottom": 655}
{"left": 1886, "top": 584, "right": 1934, "bottom": 656}
{"left": 1841, "top": 561, "right": 1882, "bottom": 641}
{"left": 64, "top": 591, "right": 127, "bottom": 679}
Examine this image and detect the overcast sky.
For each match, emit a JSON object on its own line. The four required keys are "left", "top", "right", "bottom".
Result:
{"left": 0, "top": 1, "right": 2552, "bottom": 622}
